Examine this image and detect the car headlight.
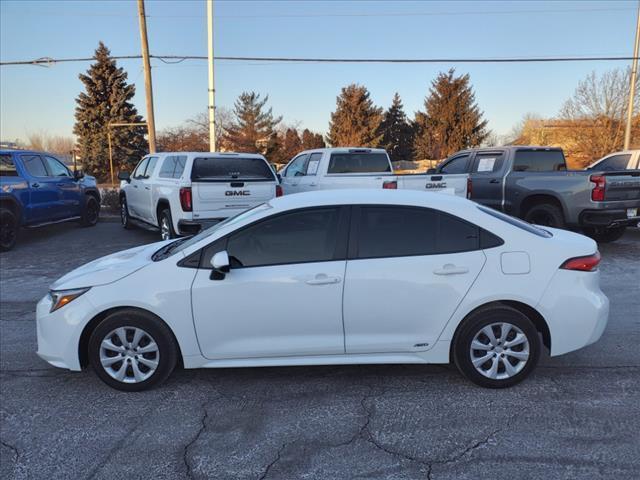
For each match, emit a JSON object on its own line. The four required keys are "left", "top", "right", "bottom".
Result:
{"left": 49, "top": 288, "right": 91, "bottom": 313}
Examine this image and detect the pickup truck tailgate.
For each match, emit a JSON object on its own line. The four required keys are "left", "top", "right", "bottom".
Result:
{"left": 397, "top": 173, "right": 469, "bottom": 198}
{"left": 602, "top": 171, "right": 640, "bottom": 201}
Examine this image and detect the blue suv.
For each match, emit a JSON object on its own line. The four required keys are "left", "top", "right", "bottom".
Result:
{"left": 0, "top": 150, "right": 101, "bottom": 251}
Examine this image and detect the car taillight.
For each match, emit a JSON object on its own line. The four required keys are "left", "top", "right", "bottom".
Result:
{"left": 590, "top": 175, "right": 605, "bottom": 202}
{"left": 179, "top": 187, "right": 192, "bottom": 212}
{"left": 276, "top": 185, "right": 283, "bottom": 197}
{"left": 560, "top": 252, "right": 601, "bottom": 272}
{"left": 466, "top": 177, "right": 473, "bottom": 199}
{"left": 382, "top": 180, "right": 397, "bottom": 189}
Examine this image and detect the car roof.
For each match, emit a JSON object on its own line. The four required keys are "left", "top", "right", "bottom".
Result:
{"left": 298, "top": 147, "right": 388, "bottom": 154}
{"left": 0, "top": 149, "right": 49, "bottom": 155}
{"left": 266, "top": 189, "right": 474, "bottom": 213}
{"left": 151, "top": 152, "right": 267, "bottom": 158}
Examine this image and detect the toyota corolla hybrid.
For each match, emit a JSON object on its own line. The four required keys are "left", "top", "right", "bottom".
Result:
{"left": 36, "top": 190, "right": 608, "bottom": 391}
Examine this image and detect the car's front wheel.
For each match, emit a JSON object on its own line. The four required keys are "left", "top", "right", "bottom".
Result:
{"left": 120, "top": 196, "right": 133, "bottom": 230}
{"left": 453, "top": 306, "right": 541, "bottom": 388}
{"left": 88, "top": 309, "right": 178, "bottom": 391}
{"left": 80, "top": 195, "right": 100, "bottom": 227}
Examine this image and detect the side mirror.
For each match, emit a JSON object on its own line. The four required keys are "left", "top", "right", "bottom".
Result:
{"left": 210, "top": 250, "right": 230, "bottom": 280}
{"left": 74, "top": 169, "right": 85, "bottom": 180}
{"left": 427, "top": 168, "right": 436, "bottom": 174}
{"left": 118, "top": 171, "right": 131, "bottom": 182}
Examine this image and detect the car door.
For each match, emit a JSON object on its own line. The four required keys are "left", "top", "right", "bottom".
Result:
{"left": 469, "top": 151, "right": 506, "bottom": 210}
{"left": 136, "top": 156, "right": 159, "bottom": 222}
{"left": 190, "top": 206, "right": 349, "bottom": 359}
{"left": 280, "top": 153, "right": 308, "bottom": 194}
{"left": 20, "top": 154, "right": 62, "bottom": 222}
{"left": 43, "top": 156, "right": 82, "bottom": 218}
{"left": 342, "top": 206, "right": 486, "bottom": 354}
{"left": 126, "top": 157, "right": 149, "bottom": 219}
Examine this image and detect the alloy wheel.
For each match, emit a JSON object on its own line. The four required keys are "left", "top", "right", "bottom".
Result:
{"left": 469, "top": 322, "right": 530, "bottom": 380}
{"left": 99, "top": 326, "right": 159, "bottom": 383}
{"left": 160, "top": 217, "right": 171, "bottom": 240}
{"left": 121, "top": 202, "right": 128, "bottom": 226}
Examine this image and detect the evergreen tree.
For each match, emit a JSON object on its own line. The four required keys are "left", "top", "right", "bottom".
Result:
{"left": 380, "top": 93, "right": 414, "bottom": 162}
{"left": 327, "top": 84, "right": 383, "bottom": 147}
{"left": 413, "top": 69, "right": 488, "bottom": 159}
{"left": 74, "top": 42, "right": 147, "bottom": 181}
{"left": 301, "top": 129, "right": 326, "bottom": 149}
{"left": 224, "top": 92, "right": 281, "bottom": 153}
{"left": 280, "top": 128, "right": 302, "bottom": 162}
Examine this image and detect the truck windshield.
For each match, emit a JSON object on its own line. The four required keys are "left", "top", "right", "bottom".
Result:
{"left": 513, "top": 150, "right": 566, "bottom": 172}
{"left": 191, "top": 157, "right": 275, "bottom": 182}
{"left": 327, "top": 153, "right": 392, "bottom": 174}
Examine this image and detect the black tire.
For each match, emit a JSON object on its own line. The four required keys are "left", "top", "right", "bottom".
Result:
{"left": 0, "top": 208, "right": 18, "bottom": 252}
{"left": 120, "top": 195, "right": 133, "bottom": 230}
{"left": 453, "top": 306, "right": 541, "bottom": 388}
{"left": 582, "top": 226, "right": 626, "bottom": 243}
{"left": 88, "top": 309, "right": 178, "bottom": 392}
{"left": 80, "top": 195, "right": 100, "bottom": 227}
{"left": 524, "top": 203, "right": 564, "bottom": 228}
{"left": 159, "top": 208, "right": 177, "bottom": 240}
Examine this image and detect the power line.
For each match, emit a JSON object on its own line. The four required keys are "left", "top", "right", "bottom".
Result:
{"left": 1, "top": 54, "right": 639, "bottom": 67}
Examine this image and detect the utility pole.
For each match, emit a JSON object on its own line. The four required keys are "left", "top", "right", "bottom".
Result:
{"left": 624, "top": 2, "right": 640, "bottom": 150}
{"left": 207, "top": 0, "right": 216, "bottom": 152}
{"left": 137, "top": 0, "right": 157, "bottom": 153}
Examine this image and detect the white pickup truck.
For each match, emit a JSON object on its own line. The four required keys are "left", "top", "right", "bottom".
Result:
{"left": 118, "top": 152, "right": 280, "bottom": 239}
{"left": 279, "top": 148, "right": 469, "bottom": 198}
{"left": 586, "top": 150, "right": 640, "bottom": 171}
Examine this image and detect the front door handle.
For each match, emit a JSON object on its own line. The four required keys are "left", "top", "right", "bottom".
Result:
{"left": 434, "top": 264, "right": 469, "bottom": 275}
{"left": 144, "top": 186, "right": 150, "bottom": 190}
{"left": 32, "top": 182, "right": 40, "bottom": 188}
{"left": 306, "top": 274, "right": 341, "bottom": 285}
{"left": 489, "top": 179, "right": 500, "bottom": 184}
{"left": 309, "top": 182, "right": 318, "bottom": 187}
{"left": 56, "top": 183, "right": 67, "bottom": 187}
{"left": 133, "top": 184, "right": 138, "bottom": 188}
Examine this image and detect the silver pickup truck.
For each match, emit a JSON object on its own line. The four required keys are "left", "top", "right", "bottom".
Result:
{"left": 431, "top": 146, "right": 640, "bottom": 243}
{"left": 279, "top": 148, "right": 470, "bottom": 198}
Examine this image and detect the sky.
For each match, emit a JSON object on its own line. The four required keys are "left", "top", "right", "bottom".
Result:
{"left": 0, "top": 0, "right": 638, "bottom": 144}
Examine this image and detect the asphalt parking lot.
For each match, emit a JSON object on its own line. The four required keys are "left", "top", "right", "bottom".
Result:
{"left": 1, "top": 220, "right": 639, "bottom": 479}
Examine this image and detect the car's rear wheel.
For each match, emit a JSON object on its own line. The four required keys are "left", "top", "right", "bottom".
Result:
{"left": 159, "top": 208, "right": 176, "bottom": 240}
{"left": 453, "top": 306, "right": 541, "bottom": 388}
{"left": 0, "top": 208, "right": 18, "bottom": 251}
{"left": 524, "top": 203, "right": 564, "bottom": 229}
{"left": 80, "top": 195, "right": 100, "bottom": 227}
{"left": 582, "top": 226, "right": 626, "bottom": 243}
{"left": 88, "top": 309, "right": 178, "bottom": 391}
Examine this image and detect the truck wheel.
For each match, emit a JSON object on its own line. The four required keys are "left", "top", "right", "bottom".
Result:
{"left": 80, "top": 195, "right": 100, "bottom": 227}
{"left": 524, "top": 204, "right": 564, "bottom": 228}
{"left": 583, "top": 226, "right": 626, "bottom": 243}
{"left": 159, "top": 209, "right": 176, "bottom": 240}
{"left": 121, "top": 196, "right": 133, "bottom": 230}
{"left": 0, "top": 208, "right": 18, "bottom": 251}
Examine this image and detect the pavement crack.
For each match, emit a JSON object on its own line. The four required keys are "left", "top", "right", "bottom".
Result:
{"left": 1, "top": 439, "right": 20, "bottom": 463}
{"left": 257, "top": 442, "right": 287, "bottom": 480}
{"left": 183, "top": 402, "right": 210, "bottom": 480}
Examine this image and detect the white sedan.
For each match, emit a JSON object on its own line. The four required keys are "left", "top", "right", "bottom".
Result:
{"left": 36, "top": 190, "right": 609, "bottom": 391}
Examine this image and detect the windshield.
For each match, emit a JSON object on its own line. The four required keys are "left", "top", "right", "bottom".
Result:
{"left": 153, "top": 203, "right": 272, "bottom": 261}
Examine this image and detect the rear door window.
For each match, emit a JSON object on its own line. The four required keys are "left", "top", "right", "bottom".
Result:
{"left": 0, "top": 154, "right": 18, "bottom": 176}
{"left": 159, "top": 155, "right": 187, "bottom": 178}
{"left": 440, "top": 154, "right": 470, "bottom": 174}
{"left": 327, "top": 152, "right": 391, "bottom": 174}
{"left": 22, "top": 155, "right": 48, "bottom": 177}
{"left": 513, "top": 150, "right": 566, "bottom": 172}
{"left": 192, "top": 157, "right": 275, "bottom": 182}
{"left": 306, "top": 152, "right": 323, "bottom": 175}
{"left": 471, "top": 153, "right": 505, "bottom": 174}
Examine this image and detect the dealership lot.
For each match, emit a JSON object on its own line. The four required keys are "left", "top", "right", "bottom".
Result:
{"left": 1, "top": 221, "right": 639, "bottom": 479}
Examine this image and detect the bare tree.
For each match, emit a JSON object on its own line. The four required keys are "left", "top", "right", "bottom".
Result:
{"left": 188, "top": 106, "right": 233, "bottom": 150}
{"left": 27, "top": 131, "right": 75, "bottom": 155}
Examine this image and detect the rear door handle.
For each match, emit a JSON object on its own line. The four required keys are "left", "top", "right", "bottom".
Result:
{"left": 32, "top": 182, "right": 40, "bottom": 188}
{"left": 144, "top": 186, "right": 150, "bottom": 190}
{"left": 309, "top": 182, "right": 318, "bottom": 187}
{"left": 56, "top": 183, "right": 67, "bottom": 187}
{"left": 434, "top": 264, "right": 469, "bottom": 275}
{"left": 489, "top": 179, "right": 500, "bottom": 184}
{"left": 306, "top": 274, "right": 341, "bottom": 285}
{"left": 133, "top": 184, "right": 138, "bottom": 188}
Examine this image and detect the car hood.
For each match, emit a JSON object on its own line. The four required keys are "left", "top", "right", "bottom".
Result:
{"left": 50, "top": 240, "right": 172, "bottom": 290}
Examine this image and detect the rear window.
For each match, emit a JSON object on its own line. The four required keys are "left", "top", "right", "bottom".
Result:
{"left": 478, "top": 205, "right": 552, "bottom": 238}
{"left": 191, "top": 157, "right": 275, "bottom": 182}
{"left": 513, "top": 150, "right": 566, "bottom": 172}
{"left": 0, "top": 154, "right": 18, "bottom": 176}
{"left": 327, "top": 152, "right": 391, "bottom": 174}
{"left": 159, "top": 155, "right": 187, "bottom": 179}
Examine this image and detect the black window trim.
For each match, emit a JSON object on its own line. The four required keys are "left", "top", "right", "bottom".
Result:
{"left": 191, "top": 156, "right": 276, "bottom": 183}
{"left": 470, "top": 151, "right": 506, "bottom": 175}
{"left": 181, "top": 205, "right": 352, "bottom": 270}
{"left": 348, "top": 204, "right": 503, "bottom": 261}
